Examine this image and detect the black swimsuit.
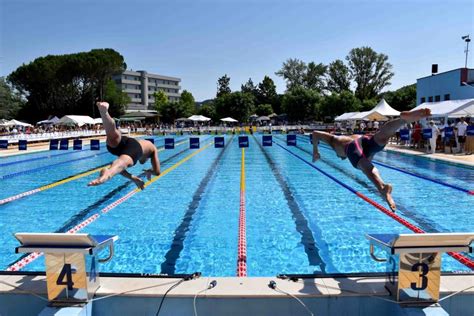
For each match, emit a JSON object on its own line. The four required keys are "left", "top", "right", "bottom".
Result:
{"left": 106, "top": 136, "right": 143, "bottom": 165}
{"left": 345, "top": 136, "right": 385, "bottom": 168}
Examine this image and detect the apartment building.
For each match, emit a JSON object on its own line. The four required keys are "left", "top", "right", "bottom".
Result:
{"left": 113, "top": 70, "right": 181, "bottom": 111}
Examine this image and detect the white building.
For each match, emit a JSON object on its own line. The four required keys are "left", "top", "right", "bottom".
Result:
{"left": 113, "top": 70, "right": 181, "bottom": 111}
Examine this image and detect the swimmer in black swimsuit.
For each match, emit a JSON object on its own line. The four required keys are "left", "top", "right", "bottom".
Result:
{"left": 312, "top": 108, "right": 431, "bottom": 211}
{"left": 88, "top": 102, "right": 161, "bottom": 189}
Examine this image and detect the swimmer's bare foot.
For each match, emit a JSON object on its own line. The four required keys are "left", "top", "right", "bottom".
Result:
{"left": 382, "top": 183, "right": 396, "bottom": 212}
{"left": 401, "top": 108, "right": 431, "bottom": 122}
{"left": 96, "top": 101, "right": 110, "bottom": 114}
{"left": 88, "top": 168, "right": 110, "bottom": 186}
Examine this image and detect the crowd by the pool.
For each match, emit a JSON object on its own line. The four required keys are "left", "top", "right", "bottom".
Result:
{"left": 1, "top": 117, "right": 473, "bottom": 156}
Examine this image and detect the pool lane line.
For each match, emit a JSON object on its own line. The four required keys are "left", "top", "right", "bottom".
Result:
{"left": 252, "top": 135, "right": 328, "bottom": 273}
{"left": 0, "top": 139, "right": 190, "bottom": 206}
{"left": 296, "top": 135, "right": 473, "bottom": 195}
{"left": 161, "top": 136, "right": 234, "bottom": 274}
{"left": 6, "top": 146, "right": 193, "bottom": 268}
{"left": 6, "top": 140, "right": 214, "bottom": 272}
{"left": 284, "top": 138, "right": 446, "bottom": 235}
{"left": 0, "top": 150, "right": 88, "bottom": 167}
{"left": 237, "top": 147, "right": 247, "bottom": 277}
{"left": 0, "top": 136, "right": 185, "bottom": 180}
{"left": 273, "top": 141, "right": 474, "bottom": 270}
{"left": 0, "top": 152, "right": 109, "bottom": 180}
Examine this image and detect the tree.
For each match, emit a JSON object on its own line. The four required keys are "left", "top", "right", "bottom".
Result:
{"left": 153, "top": 90, "right": 168, "bottom": 113}
{"left": 256, "top": 76, "right": 277, "bottom": 106}
{"left": 255, "top": 104, "right": 273, "bottom": 116}
{"left": 241, "top": 78, "right": 257, "bottom": 95}
{"left": 282, "top": 87, "right": 320, "bottom": 122}
{"left": 326, "top": 59, "right": 351, "bottom": 93}
{"left": 346, "top": 47, "right": 394, "bottom": 100}
{"left": 319, "top": 90, "right": 360, "bottom": 120}
{"left": 0, "top": 77, "right": 24, "bottom": 119}
{"left": 198, "top": 101, "right": 217, "bottom": 121}
{"left": 275, "top": 58, "right": 306, "bottom": 90}
{"left": 216, "top": 74, "right": 231, "bottom": 97}
{"left": 380, "top": 84, "right": 416, "bottom": 111}
{"left": 103, "top": 80, "right": 129, "bottom": 117}
{"left": 304, "top": 62, "right": 327, "bottom": 92}
{"left": 178, "top": 90, "right": 196, "bottom": 118}
{"left": 8, "top": 49, "right": 126, "bottom": 121}
{"left": 214, "top": 92, "right": 255, "bottom": 122}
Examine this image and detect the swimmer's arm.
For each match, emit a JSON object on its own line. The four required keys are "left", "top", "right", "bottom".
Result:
{"left": 150, "top": 147, "right": 161, "bottom": 175}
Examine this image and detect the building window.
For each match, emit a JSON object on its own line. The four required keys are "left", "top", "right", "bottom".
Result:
{"left": 444, "top": 94, "right": 450, "bottom": 100}
{"left": 428, "top": 96, "right": 433, "bottom": 102}
{"left": 435, "top": 95, "right": 440, "bottom": 102}
{"left": 420, "top": 97, "right": 425, "bottom": 104}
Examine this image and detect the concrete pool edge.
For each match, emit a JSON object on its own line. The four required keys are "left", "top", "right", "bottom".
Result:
{"left": 1, "top": 273, "right": 473, "bottom": 315}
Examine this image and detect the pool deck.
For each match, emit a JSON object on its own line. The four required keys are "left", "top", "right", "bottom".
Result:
{"left": 0, "top": 273, "right": 472, "bottom": 315}
{"left": 1, "top": 136, "right": 474, "bottom": 168}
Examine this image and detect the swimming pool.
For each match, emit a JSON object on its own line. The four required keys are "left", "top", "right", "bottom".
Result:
{"left": 0, "top": 134, "right": 473, "bottom": 276}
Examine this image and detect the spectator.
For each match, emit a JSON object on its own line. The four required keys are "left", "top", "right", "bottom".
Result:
{"left": 456, "top": 117, "right": 468, "bottom": 153}
{"left": 427, "top": 120, "right": 439, "bottom": 154}
{"left": 411, "top": 121, "right": 422, "bottom": 149}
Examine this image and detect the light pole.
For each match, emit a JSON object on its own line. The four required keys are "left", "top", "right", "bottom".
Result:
{"left": 462, "top": 35, "right": 470, "bottom": 68}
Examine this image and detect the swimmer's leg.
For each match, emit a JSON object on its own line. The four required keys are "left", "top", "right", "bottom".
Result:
{"left": 357, "top": 157, "right": 396, "bottom": 211}
{"left": 88, "top": 155, "right": 133, "bottom": 187}
{"left": 374, "top": 108, "right": 431, "bottom": 146}
{"left": 97, "top": 101, "right": 121, "bottom": 147}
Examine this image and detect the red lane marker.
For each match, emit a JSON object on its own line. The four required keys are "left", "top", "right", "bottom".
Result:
{"left": 237, "top": 148, "right": 247, "bottom": 277}
{"left": 356, "top": 192, "right": 474, "bottom": 270}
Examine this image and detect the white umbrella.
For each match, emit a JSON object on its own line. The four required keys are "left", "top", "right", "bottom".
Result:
{"left": 220, "top": 117, "right": 238, "bottom": 123}
{"left": 188, "top": 115, "right": 211, "bottom": 122}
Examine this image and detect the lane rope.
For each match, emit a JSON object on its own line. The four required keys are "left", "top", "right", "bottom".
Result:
{"left": 273, "top": 140, "right": 474, "bottom": 270}
{"left": 296, "top": 134, "right": 473, "bottom": 194}
{"left": 6, "top": 141, "right": 213, "bottom": 271}
{"left": 0, "top": 139, "right": 189, "bottom": 205}
{"left": 237, "top": 147, "right": 247, "bottom": 277}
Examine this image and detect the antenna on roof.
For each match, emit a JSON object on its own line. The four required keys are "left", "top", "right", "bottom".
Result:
{"left": 462, "top": 35, "right": 470, "bottom": 68}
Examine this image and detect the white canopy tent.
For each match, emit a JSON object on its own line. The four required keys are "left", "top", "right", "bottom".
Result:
{"left": 371, "top": 99, "right": 400, "bottom": 116}
{"left": 1, "top": 119, "right": 33, "bottom": 127}
{"left": 92, "top": 118, "right": 103, "bottom": 124}
{"left": 334, "top": 112, "right": 360, "bottom": 121}
{"left": 411, "top": 99, "right": 474, "bottom": 118}
{"left": 188, "top": 115, "right": 211, "bottom": 122}
{"left": 348, "top": 111, "right": 389, "bottom": 121}
{"left": 57, "top": 115, "right": 95, "bottom": 126}
{"left": 220, "top": 117, "right": 238, "bottom": 122}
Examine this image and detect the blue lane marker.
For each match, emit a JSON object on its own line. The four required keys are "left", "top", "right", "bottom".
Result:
{"left": 295, "top": 135, "right": 472, "bottom": 194}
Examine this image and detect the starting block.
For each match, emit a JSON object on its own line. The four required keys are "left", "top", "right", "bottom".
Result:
{"left": 367, "top": 233, "right": 473, "bottom": 304}
{"left": 15, "top": 233, "right": 118, "bottom": 307}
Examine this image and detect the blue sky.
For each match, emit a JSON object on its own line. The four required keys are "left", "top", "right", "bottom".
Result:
{"left": 1, "top": 0, "right": 473, "bottom": 101}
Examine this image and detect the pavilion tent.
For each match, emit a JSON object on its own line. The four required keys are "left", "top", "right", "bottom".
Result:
{"left": 370, "top": 99, "right": 400, "bottom": 117}
{"left": 176, "top": 117, "right": 191, "bottom": 122}
{"left": 37, "top": 116, "right": 60, "bottom": 125}
{"left": 57, "top": 115, "right": 95, "bottom": 126}
{"left": 220, "top": 117, "right": 238, "bottom": 122}
{"left": 334, "top": 112, "right": 360, "bottom": 121}
{"left": 349, "top": 111, "right": 389, "bottom": 121}
{"left": 411, "top": 99, "right": 474, "bottom": 118}
{"left": 3, "top": 119, "right": 33, "bottom": 127}
{"left": 92, "top": 118, "right": 103, "bottom": 124}
{"left": 257, "top": 116, "right": 270, "bottom": 121}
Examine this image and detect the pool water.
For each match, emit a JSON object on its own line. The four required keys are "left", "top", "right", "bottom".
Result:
{"left": 0, "top": 134, "right": 472, "bottom": 276}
